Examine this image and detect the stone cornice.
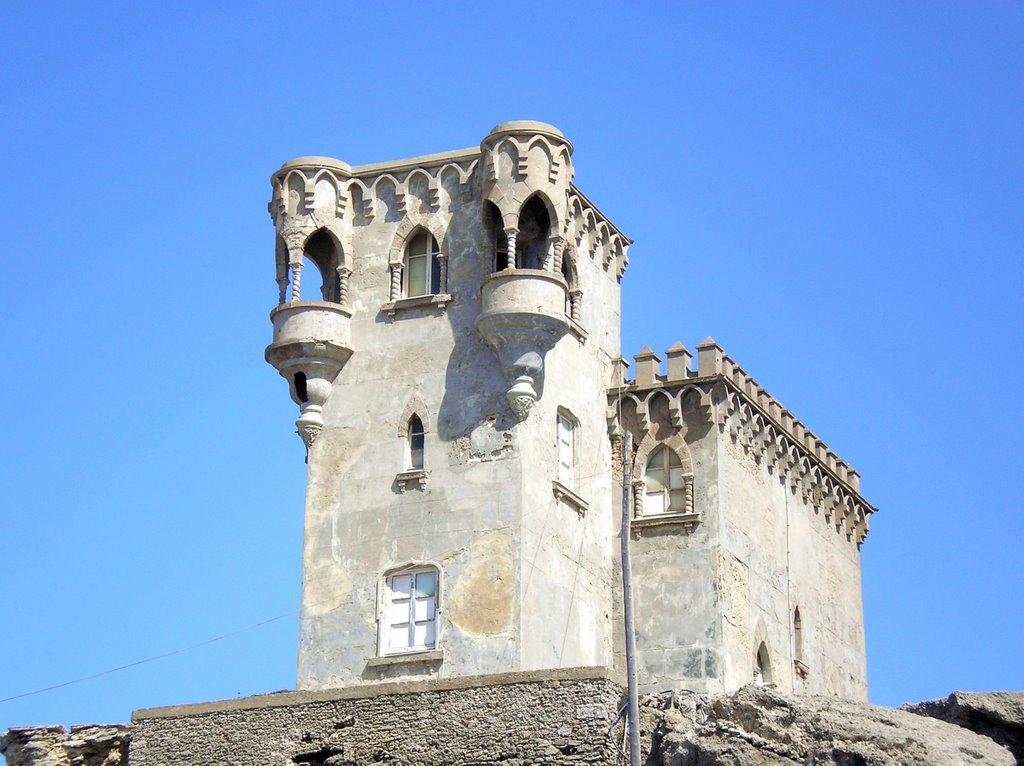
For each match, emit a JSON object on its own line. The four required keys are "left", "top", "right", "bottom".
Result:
{"left": 607, "top": 341, "right": 876, "bottom": 546}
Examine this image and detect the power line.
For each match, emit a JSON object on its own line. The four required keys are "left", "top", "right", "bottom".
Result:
{"left": 0, "top": 611, "right": 296, "bottom": 705}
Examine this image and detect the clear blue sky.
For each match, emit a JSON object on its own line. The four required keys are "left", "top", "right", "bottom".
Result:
{"left": 2, "top": 1, "right": 1021, "bottom": 731}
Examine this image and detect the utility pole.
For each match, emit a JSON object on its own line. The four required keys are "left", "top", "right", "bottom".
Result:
{"left": 620, "top": 431, "right": 640, "bottom": 766}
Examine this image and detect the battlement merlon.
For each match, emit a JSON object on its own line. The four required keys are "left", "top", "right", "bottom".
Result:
{"left": 266, "top": 121, "right": 632, "bottom": 279}
{"left": 607, "top": 338, "right": 876, "bottom": 545}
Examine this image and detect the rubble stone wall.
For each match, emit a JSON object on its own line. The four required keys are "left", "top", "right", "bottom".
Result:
{"left": 129, "top": 668, "right": 623, "bottom": 766}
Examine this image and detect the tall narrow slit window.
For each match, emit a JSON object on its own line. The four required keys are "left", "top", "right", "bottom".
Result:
{"left": 404, "top": 232, "right": 441, "bottom": 297}
{"left": 408, "top": 415, "right": 425, "bottom": 470}
{"left": 384, "top": 568, "right": 437, "bottom": 654}
{"left": 644, "top": 445, "right": 686, "bottom": 515}
{"left": 557, "top": 412, "right": 577, "bottom": 487}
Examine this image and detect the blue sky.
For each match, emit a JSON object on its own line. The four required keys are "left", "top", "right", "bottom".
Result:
{"left": 1, "top": 1, "right": 1021, "bottom": 730}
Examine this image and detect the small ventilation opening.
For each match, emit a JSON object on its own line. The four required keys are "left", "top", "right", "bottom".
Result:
{"left": 294, "top": 372, "right": 308, "bottom": 403}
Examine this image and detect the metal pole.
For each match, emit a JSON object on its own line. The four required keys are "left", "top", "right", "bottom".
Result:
{"left": 620, "top": 431, "right": 640, "bottom": 766}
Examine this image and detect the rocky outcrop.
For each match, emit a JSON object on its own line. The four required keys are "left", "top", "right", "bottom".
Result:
{"left": 903, "top": 691, "right": 1024, "bottom": 764}
{"left": 640, "top": 685, "right": 1015, "bottom": 765}
{"left": 0, "top": 726, "right": 128, "bottom": 766}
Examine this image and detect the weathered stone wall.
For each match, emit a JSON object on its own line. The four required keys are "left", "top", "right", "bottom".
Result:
{"left": 128, "top": 669, "right": 623, "bottom": 766}
{"left": 716, "top": 431, "right": 867, "bottom": 699}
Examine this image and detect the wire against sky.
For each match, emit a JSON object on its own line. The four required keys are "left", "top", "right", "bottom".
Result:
{"left": 0, "top": 612, "right": 296, "bottom": 705}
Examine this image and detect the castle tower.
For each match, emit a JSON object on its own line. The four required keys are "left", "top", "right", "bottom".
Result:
{"left": 265, "top": 122, "right": 875, "bottom": 700}
{"left": 266, "top": 122, "right": 631, "bottom": 688}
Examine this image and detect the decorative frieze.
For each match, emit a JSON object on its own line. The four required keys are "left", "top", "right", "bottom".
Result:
{"left": 608, "top": 340, "right": 875, "bottom": 545}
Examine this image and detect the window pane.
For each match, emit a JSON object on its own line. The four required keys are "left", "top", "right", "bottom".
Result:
{"left": 389, "top": 600, "right": 410, "bottom": 625}
{"left": 411, "top": 447, "right": 424, "bottom": 470}
{"left": 413, "top": 596, "right": 435, "bottom": 622}
{"left": 669, "top": 489, "right": 686, "bottom": 511}
{"left": 390, "top": 574, "right": 412, "bottom": 598}
{"left": 667, "top": 449, "right": 682, "bottom": 468}
{"left": 430, "top": 253, "right": 441, "bottom": 295}
{"left": 669, "top": 467, "right": 685, "bottom": 489}
{"left": 646, "top": 446, "right": 663, "bottom": 471}
{"left": 409, "top": 233, "right": 428, "bottom": 256}
{"left": 389, "top": 625, "right": 410, "bottom": 650}
{"left": 415, "top": 571, "right": 436, "bottom": 597}
{"left": 645, "top": 490, "right": 665, "bottom": 515}
{"left": 414, "top": 620, "right": 436, "bottom": 648}
{"left": 407, "top": 256, "right": 427, "bottom": 296}
{"left": 646, "top": 467, "right": 665, "bottom": 491}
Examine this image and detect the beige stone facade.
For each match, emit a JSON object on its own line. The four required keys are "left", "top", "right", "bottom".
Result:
{"left": 264, "top": 121, "right": 875, "bottom": 701}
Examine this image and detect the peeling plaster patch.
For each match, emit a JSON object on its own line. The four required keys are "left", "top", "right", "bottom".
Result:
{"left": 303, "top": 556, "right": 353, "bottom": 617}
{"left": 449, "top": 415, "right": 514, "bottom": 464}
{"left": 446, "top": 529, "right": 514, "bottom": 635}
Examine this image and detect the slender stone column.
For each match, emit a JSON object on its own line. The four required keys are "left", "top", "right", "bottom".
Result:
{"left": 504, "top": 227, "right": 518, "bottom": 269}
{"left": 437, "top": 253, "right": 448, "bottom": 294}
{"left": 632, "top": 481, "right": 646, "bottom": 517}
{"left": 551, "top": 237, "right": 565, "bottom": 273}
{"left": 389, "top": 262, "right": 402, "bottom": 302}
{"left": 337, "top": 266, "right": 352, "bottom": 307}
{"left": 289, "top": 256, "right": 304, "bottom": 302}
{"left": 276, "top": 275, "right": 289, "bottom": 305}
{"left": 569, "top": 290, "right": 583, "bottom": 323}
{"left": 685, "top": 475, "right": 695, "bottom": 514}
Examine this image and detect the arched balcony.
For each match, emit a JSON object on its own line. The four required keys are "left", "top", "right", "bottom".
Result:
{"left": 266, "top": 228, "right": 353, "bottom": 452}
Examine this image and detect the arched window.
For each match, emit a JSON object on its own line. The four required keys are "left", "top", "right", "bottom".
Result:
{"left": 408, "top": 415, "right": 425, "bottom": 470}
{"left": 303, "top": 229, "right": 341, "bottom": 302}
{"left": 755, "top": 641, "right": 772, "bottom": 686}
{"left": 404, "top": 232, "right": 441, "bottom": 297}
{"left": 516, "top": 196, "right": 550, "bottom": 270}
{"left": 644, "top": 445, "right": 686, "bottom": 515}
{"left": 793, "top": 607, "right": 804, "bottom": 664}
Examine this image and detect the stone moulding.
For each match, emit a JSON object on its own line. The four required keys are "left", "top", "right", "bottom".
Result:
{"left": 365, "top": 648, "right": 443, "bottom": 668}
{"left": 552, "top": 480, "right": 589, "bottom": 515}
{"left": 395, "top": 468, "right": 429, "bottom": 494}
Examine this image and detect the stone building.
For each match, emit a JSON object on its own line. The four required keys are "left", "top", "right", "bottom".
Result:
{"left": 264, "top": 120, "right": 875, "bottom": 702}
{"left": 1, "top": 120, "right": 880, "bottom": 766}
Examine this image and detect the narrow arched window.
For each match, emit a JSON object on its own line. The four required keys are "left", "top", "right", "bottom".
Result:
{"left": 793, "top": 608, "right": 804, "bottom": 664}
{"left": 644, "top": 445, "right": 685, "bottom": 515}
{"left": 755, "top": 642, "right": 772, "bottom": 685}
{"left": 404, "top": 232, "right": 440, "bottom": 297}
{"left": 408, "top": 415, "right": 425, "bottom": 470}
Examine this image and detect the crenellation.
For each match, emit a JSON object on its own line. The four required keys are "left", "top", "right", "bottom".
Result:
{"left": 612, "top": 339, "right": 875, "bottom": 548}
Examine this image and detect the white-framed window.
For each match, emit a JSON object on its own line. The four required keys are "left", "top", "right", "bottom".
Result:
{"left": 382, "top": 567, "right": 438, "bottom": 655}
{"left": 644, "top": 445, "right": 686, "bottom": 515}
{"left": 403, "top": 232, "right": 441, "bottom": 297}
{"left": 557, "top": 411, "right": 577, "bottom": 487}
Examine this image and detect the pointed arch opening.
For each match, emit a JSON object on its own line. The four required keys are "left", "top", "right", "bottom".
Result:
{"left": 516, "top": 195, "right": 551, "bottom": 270}
{"left": 403, "top": 230, "right": 441, "bottom": 298}
{"left": 793, "top": 607, "right": 804, "bottom": 664}
{"left": 643, "top": 444, "right": 687, "bottom": 515}
{"left": 303, "top": 229, "right": 341, "bottom": 302}
{"left": 755, "top": 641, "right": 773, "bottom": 686}
{"left": 408, "top": 414, "right": 425, "bottom": 470}
{"left": 485, "top": 201, "right": 509, "bottom": 272}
